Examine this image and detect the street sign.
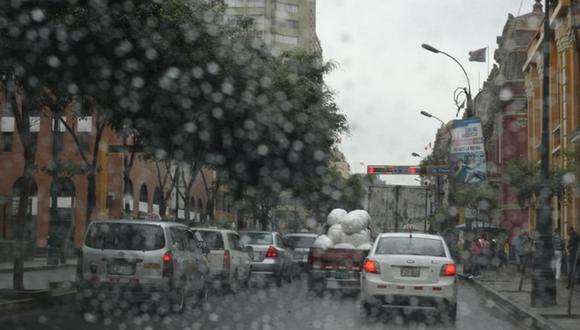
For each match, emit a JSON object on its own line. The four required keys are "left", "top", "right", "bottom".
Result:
{"left": 367, "top": 165, "right": 450, "bottom": 175}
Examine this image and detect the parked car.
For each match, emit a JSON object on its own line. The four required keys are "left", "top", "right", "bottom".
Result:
{"left": 77, "top": 220, "right": 210, "bottom": 314}
{"left": 360, "top": 233, "right": 458, "bottom": 322}
{"left": 283, "top": 232, "right": 317, "bottom": 273}
{"left": 240, "top": 231, "right": 293, "bottom": 287}
{"left": 190, "top": 227, "right": 252, "bottom": 293}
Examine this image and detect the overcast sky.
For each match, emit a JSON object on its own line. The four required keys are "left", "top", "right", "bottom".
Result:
{"left": 317, "top": 0, "right": 534, "bottom": 185}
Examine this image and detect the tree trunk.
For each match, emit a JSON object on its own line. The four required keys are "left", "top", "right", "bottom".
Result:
{"left": 13, "top": 176, "right": 31, "bottom": 291}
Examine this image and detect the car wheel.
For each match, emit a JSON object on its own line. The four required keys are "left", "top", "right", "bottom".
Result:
{"left": 276, "top": 269, "right": 284, "bottom": 287}
{"left": 285, "top": 265, "right": 293, "bottom": 283}
{"left": 244, "top": 270, "right": 252, "bottom": 288}
{"left": 230, "top": 271, "right": 240, "bottom": 294}
{"left": 447, "top": 302, "right": 457, "bottom": 322}
{"left": 172, "top": 289, "right": 185, "bottom": 313}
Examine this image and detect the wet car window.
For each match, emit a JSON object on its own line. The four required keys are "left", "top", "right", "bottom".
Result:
{"left": 240, "top": 233, "right": 273, "bottom": 245}
{"left": 376, "top": 237, "right": 446, "bottom": 257}
{"left": 85, "top": 223, "right": 165, "bottom": 251}
{"left": 193, "top": 231, "right": 224, "bottom": 250}
{"left": 285, "top": 236, "right": 316, "bottom": 248}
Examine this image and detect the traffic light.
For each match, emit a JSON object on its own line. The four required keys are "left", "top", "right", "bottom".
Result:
{"left": 366, "top": 165, "right": 449, "bottom": 175}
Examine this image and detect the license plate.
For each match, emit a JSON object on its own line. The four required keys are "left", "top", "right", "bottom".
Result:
{"left": 143, "top": 263, "right": 161, "bottom": 269}
{"left": 108, "top": 262, "right": 135, "bottom": 275}
{"left": 335, "top": 271, "right": 350, "bottom": 279}
{"left": 400, "top": 267, "right": 420, "bottom": 277}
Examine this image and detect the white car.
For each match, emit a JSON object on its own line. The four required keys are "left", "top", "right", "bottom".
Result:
{"left": 360, "top": 233, "right": 458, "bottom": 321}
{"left": 190, "top": 227, "right": 252, "bottom": 293}
{"left": 77, "top": 220, "right": 210, "bottom": 314}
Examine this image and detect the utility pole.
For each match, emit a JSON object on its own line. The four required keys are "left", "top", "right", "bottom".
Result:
{"left": 394, "top": 185, "right": 401, "bottom": 232}
{"left": 531, "top": 0, "right": 556, "bottom": 307}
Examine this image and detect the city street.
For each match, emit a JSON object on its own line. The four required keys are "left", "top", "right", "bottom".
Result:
{"left": 1, "top": 276, "right": 526, "bottom": 330}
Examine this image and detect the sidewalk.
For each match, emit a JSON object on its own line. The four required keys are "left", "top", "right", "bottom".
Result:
{"left": 0, "top": 257, "right": 77, "bottom": 274}
{"left": 470, "top": 264, "right": 580, "bottom": 330}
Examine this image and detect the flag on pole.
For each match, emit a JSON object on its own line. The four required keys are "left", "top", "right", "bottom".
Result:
{"left": 468, "top": 47, "right": 487, "bottom": 62}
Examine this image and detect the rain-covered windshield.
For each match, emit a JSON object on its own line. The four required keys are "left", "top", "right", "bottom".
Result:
{"left": 1, "top": 0, "right": 578, "bottom": 329}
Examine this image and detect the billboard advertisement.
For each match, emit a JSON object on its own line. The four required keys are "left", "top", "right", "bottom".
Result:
{"left": 450, "top": 117, "right": 487, "bottom": 185}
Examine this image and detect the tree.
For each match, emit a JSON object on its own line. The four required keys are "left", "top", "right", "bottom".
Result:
{"left": 452, "top": 183, "right": 498, "bottom": 230}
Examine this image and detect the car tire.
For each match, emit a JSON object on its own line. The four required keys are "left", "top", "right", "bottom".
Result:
{"left": 230, "top": 271, "right": 240, "bottom": 294}
{"left": 276, "top": 269, "right": 283, "bottom": 288}
{"left": 442, "top": 302, "right": 457, "bottom": 323}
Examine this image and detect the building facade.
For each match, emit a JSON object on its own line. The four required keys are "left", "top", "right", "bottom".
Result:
{"left": 476, "top": 2, "right": 543, "bottom": 235}
{"left": 224, "top": 0, "right": 322, "bottom": 55}
{"left": 524, "top": 0, "right": 580, "bottom": 237}
{"left": 0, "top": 92, "right": 218, "bottom": 250}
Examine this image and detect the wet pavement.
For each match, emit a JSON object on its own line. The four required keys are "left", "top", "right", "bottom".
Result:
{"left": 0, "top": 274, "right": 529, "bottom": 330}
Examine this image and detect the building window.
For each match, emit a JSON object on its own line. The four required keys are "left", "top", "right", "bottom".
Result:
{"left": 274, "top": 1, "right": 299, "bottom": 14}
{"left": 274, "top": 19, "right": 299, "bottom": 29}
{"left": 2, "top": 132, "right": 13, "bottom": 152}
{"left": 78, "top": 132, "right": 90, "bottom": 153}
{"left": 226, "top": 0, "right": 264, "bottom": 7}
{"left": 274, "top": 34, "right": 298, "bottom": 45}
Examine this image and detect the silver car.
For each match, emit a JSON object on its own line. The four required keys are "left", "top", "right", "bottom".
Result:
{"left": 284, "top": 233, "right": 317, "bottom": 273}
{"left": 240, "top": 231, "right": 293, "bottom": 287}
{"left": 77, "top": 220, "right": 210, "bottom": 314}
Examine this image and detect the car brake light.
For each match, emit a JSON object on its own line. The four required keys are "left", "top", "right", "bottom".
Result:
{"left": 440, "top": 263, "right": 456, "bottom": 276}
{"left": 162, "top": 251, "right": 173, "bottom": 278}
{"left": 364, "top": 259, "right": 380, "bottom": 274}
{"left": 265, "top": 246, "right": 278, "bottom": 258}
{"left": 223, "top": 250, "right": 231, "bottom": 272}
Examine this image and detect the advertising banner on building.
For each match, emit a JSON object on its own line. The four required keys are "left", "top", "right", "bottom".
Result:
{"left": 450, "top": 117, "right": 487, "bottom": 185}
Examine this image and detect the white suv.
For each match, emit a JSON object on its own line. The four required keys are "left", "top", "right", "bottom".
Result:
{"left": 191, "top": 227, "right": 252, "bottom": 293}
{"left": 77, "top": 220, "right": 210, "bottom": 314}
{"left": 360, "top": 233, "right": 458, "bottom": 322}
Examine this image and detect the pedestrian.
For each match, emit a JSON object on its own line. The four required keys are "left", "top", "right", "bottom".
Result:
{"left": 511, "top": 231, "right": 526, "bottom": 271}
{"left": 479, "top": 233, "right": 491, "bottom": 270}
{"left": 469, "top": 238, "right": 482, "bottom": 279}
{"left": 567, "top": 227, "right": 580, "bottom": 288}
{"left": 552, "top": 228, "right": 563, "bottom": 280}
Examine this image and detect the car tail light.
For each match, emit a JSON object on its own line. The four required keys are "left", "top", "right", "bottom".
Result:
{"left": 162, "top": 251, "right": 173, "bottom": 278}
{"left": 364, "top": 259, "right": 380, "bottom": 274}
{"left": 265, "top": 246, "right": 278, "bottom": 258}
{"left": 440, "top": 263, "right": 456, "bottom": 277}
{"left": 223, "top": 250, "right": 231, "bottom": 272}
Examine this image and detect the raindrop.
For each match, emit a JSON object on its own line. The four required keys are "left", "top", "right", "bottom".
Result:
{"left": 47, "top": 56, "right": 61, "bottom": 68}
{"left": 563, "top": 172, "right": 575, "bottom": 185}
{"left": 207, "top": 62, "right": 220, "bottom": 75}
{"left": 499, "top": 87, "right": 513, "bottom": 101}
{"left": 212, "top": 107, "right": 224, "bottom": 119}
{"left": 257, "top": 144, "right": 269, "bottom": 156}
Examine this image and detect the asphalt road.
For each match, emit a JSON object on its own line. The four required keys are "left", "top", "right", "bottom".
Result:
{"left": 1, "top": 275, "right": 525, "bottom": 330}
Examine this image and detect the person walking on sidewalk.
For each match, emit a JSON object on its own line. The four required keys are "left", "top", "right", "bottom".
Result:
{"left": 567, "top": 227, "right": 580, "bottom": 288}
{"left": 511, "top": 231, "right": 526, "bottom": 271}
{"left": 469, "top": 238, "right": 482, "bottom": 279}
{"left": 552, "top": 228, "right": 563, "bottom": 280}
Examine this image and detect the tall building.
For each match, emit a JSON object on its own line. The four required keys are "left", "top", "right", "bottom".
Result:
{"left": 524, "top": 0, "right": 579, "bottom": 237}
{"left": 223, "top": 0, "right": 322, "bottom": 55}
{"left": 475, "top": 1, "right": 543, "bottom": 235}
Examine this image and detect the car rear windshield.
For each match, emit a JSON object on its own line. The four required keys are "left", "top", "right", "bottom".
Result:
{"left": 285, "top": 236, "right": 316, "bottom": 248}
{"left": 194, "top": 231, "right": 224, "bottom": 250}
{"left": 240, "top": 232, "right": 273, "bottom": 245}
{"left": 85, "top": 223, "right": 165, "bottom": 251}
{"left": 375, "top": 237, "right": 446, "bottom": 257}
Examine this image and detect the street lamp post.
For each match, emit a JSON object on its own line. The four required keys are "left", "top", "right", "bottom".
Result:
{"left": 531, "top": 0, "right": 556, "bottom": 307}
{"left": 421, "top": 44, "right": 474, "bottom": 117}
{"left": 420, "top": 111, "right": 452, "bottom": 138}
